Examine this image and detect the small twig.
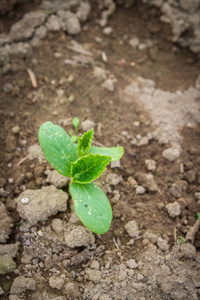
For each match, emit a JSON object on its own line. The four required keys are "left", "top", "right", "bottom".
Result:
{"left": 32, "top": 86, "right": 44, "bottom": 103}
{"left": 185, "top": 219, "right": 200, "bottom": 244}
{"left": 174, "top": 226, "right": 177, "bottom": 244}
{"left": 97, "top": 123, "right": 102, "bottom": 136}
{"left": 113, "top": 238, "right": 119, "bottom": 249}
{"left": 27, "top": 68, "right": 37, "bottom": 88}
{"left": 17, "top": 154, "right": 30, "bottom": 166}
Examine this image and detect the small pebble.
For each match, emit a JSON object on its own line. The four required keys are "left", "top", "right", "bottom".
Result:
{"left": 8, "top": 178, "right": 14, "bottom": 184}
{"left": 103, "top": 27, "right": 113, "bottom": 35}
{"left": 11, "top": 126, "right": 20, "bottom": 134}
{"left": 136, "top": 186, "right": 145, "bottom": 195}
{"left": 3, "top": 83, "right": 13, "bottom": 93}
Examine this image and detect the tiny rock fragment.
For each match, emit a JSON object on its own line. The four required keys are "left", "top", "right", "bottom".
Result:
{"left": 170, "top": 180, "right": 188, "bottom": 198}
{"left": 46, "top": 170, "right": 69, "bottom": 188}
{"left": 136, "top": 185, "right": 145, "bottom": 195}
{"left": 110, "top": 160, "right": 121, "bottom": 168}
{"left": 135, "top": 172, "right": 157, "bottom": 192}
{"left": 85, "top": 268, "right": 102, "bottom": 283}
{"left": 51, "top": 218, "right": 64, "bottom": 233}
{"left": 128, "top": 177, "right": 138, "bottom": 187}
{"left": 93, "top": 66, "right": 107, "bottom": 82}
{"left": 81, "top": 119, "right": 96, "bottom": 131}
{"left": 126, "top": 259, "right": 138, "bottom": 269}
{"left": 162, "top": 147, "right": 181, "bottom": 161}
{"left": 157, "top": 237, "right": 169, "bottom": 251}
{"left": 76, "top": 2, "right": 91, "bottom": 22}
{"left": 143, "top": 231, "right": 157, "bottom": 244}
{"left": 10, "top": 275, "right": 36, "bottom": 294}
{"left": 102, "top": 79, "right": 115, "bottom": 92}
{"left": 137, "top": 136, "right": 149, "bottom": 146}
{"left": 179, "top": 243, "right": 196, "bottom": 259}
{"left": 125, "top": 221, "right": 139, "bottom": 238}
{"left": 0, "top": 243, "right": 20, "bottom": 258}
{"left": 103, "top": 27, "right": 113, "bottom": 35}
{"left": 166, "top": 201, "right": 181, "bottom": 218}
{"left": 129, "top": 37, "right": 140, "bottom": 48}
{"left": 90, "top": 260, "right": 100, "bottom": 270}
{"left": 106, "top": 173, "right": 122, "bottom": 185}
{"left": 62, "top": 282, "right": 81, "bottom": 298}
{"left": 49, "top": 276, "right": 65, "bottom": 290}
{"left": 11, "top": 125, "right": 20, "bottom": 134}
{"left": 195, "top": 192, "right": 200, "bottom": 200}
{"left": 64, "top": 226, "right": 95, "bottom": 248}
{"left": 145, "top": 159, "right": 157, "bottom": 172}
{"left": 0, "top": 254, "right": 16, "bottom": 275}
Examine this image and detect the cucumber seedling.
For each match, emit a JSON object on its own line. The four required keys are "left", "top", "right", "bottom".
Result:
{"left": 38, "top": 122, "right": 124, "bottom": 234}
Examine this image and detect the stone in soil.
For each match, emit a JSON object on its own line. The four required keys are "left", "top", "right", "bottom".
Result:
{"left": 126, "top": 259, "right": 138, "bottom": 269}
{"left": 58, "top": 11, "right": 81, "bottom": 35}
{"left": 0, "top": 202, "right": 13, "bottom": 243}
{"left": 0, "top": 254, "right": 16, "bottom": 275}
{"left": 64, "top": 226, "right": 95, "bottom": 248}
{"left": 145, "top": 159, "right": 157, "bottom": 172}
{"left": 135, "top": 172, "right": 157, "bottom": 192}
{"left": 15, "top": 185, "right": 68, "bottom": 225}
{"left": 125, "top": 221, "right": 139, "bottom": 238}
{"left": 93, "top": 66, "right": 107, "bottom": 82}
{"left": 157, "top": 237, "right": 169, "bottom": 251}
{"left": 162, "top": 147, "right": 181, "bottom": 161}
{"left": 166, "top": 201, "right": 181, "bottom": 218}
{"left": 102, "top": 78, "right": 115, "bottom": 92}
{"left": 81, "top": 119, "right": 96, "bottom": 131}
{"left": 136, "top": 185, "right": 145, "bottom": 195}
{"left": 85, "top": 268, "right": 102, "bottom": 283}
{"left": 49, "top": 276, "right": 65, "bottom": 290}
{"left": 46, "top": 169, "right": 70, "bottom": 188}
{"left": 10, "top": 275, "right": 36, "bottom": 294}
{"left": 76, "top": 2, "right": 91, "bottom": 22}
{"left": 106, "top": 173, "right": 122, "bottom": 185}
{"left": 0, "top": 243, "right": 19, "bottom": 258}
{"left": 170, "top": 180, "right": 188, "bottom": 198}
{"left": 46, "top": 15, "right": 61, "bottom": 32}
{"left": 179, "top": 243, "right": 196, "bottom": 259}
{"left": 62, "top": 282, "right": 81, "bottom": 298}
{"left": 9, "top": 11, "right": 47, "bottom": 42}
{"left": 51, "top": 218, "right": 64, "bottom": 233}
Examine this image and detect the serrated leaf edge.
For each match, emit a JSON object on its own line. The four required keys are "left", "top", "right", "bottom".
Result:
{"left": 77, "top": 128, "right": 94, "bottom": 156}
{"left": 70, "top": 153, "right": 111, "bottom": 184}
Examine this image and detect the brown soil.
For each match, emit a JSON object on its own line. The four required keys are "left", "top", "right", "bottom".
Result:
{"left": 0, "top": 2, "right": 200, "bottom": 299}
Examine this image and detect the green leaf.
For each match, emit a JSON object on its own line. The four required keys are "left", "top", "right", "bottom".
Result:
{"left": 70, "top": 135, "right": 78, "bottom": 143}
{"left": 71, "top": 153, "right": 111, "bottom": 184}
{"left": 89, "top": 146, "right": 124, "bottom": 161}
{"left": 77, "top": 129, "right": 94, "bottom": 156}
{"left": 70, "top": 182, "right": 113, "bottom": 234}
{"left": 72, "top": 117, "right": 79, "bottom": 134}
{"left": 197, "top": 213, "right": 200, "bottom": 220}
{"left": 38, "top": 122, "right": 79, "bottom": 176}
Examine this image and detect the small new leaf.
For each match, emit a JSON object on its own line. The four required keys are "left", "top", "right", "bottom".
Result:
{"left": 89, "top": 146, "right": 124, "bottom": 161}
{"left": 77, "top": 128, "right": 94, "bottom": 156}
{"left": 72, "top": 117, "right": 79, "bottom": 134}
{"left": 38, "top": 122, "right": 79, "bottom": 176}
{"left": 71, "top": 153, "right": 111, "bottom": 184}
{"left": 70, "top": 182, "right": 113, "bottom": 234}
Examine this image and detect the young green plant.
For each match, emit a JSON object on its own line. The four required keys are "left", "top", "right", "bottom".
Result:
{"left": 38, "top": 122, "right": 124, "bottom": 234}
